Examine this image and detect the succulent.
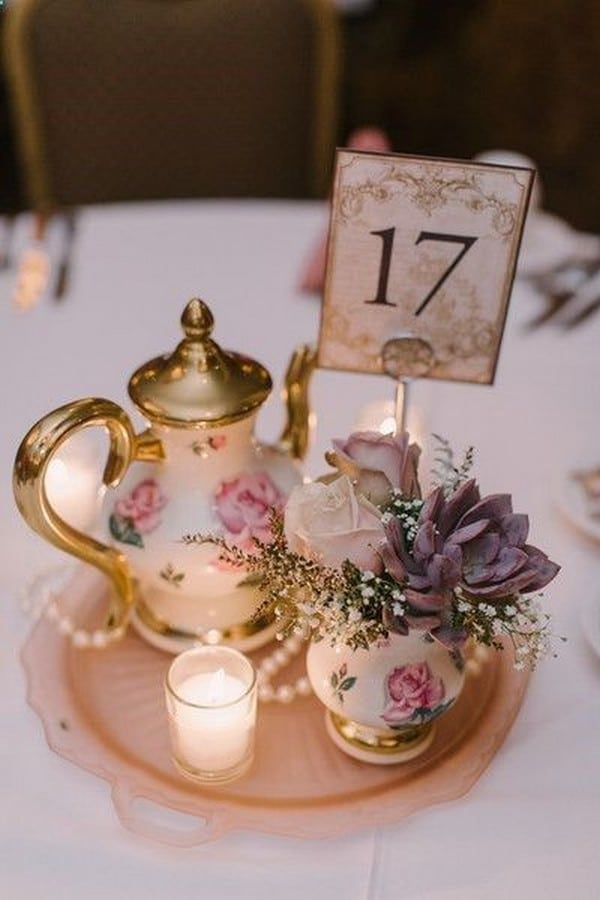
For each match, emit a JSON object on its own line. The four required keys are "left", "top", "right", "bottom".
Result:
{"left": 450, "top": 483, "right": 560, "bottom": 599}
{"left": 380, "top": 478, "right": 560, "bottom": 645}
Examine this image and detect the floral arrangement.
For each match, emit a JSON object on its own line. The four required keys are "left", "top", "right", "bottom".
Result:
{"left": 185, "top": 432, "right": 560, "bottom": 669}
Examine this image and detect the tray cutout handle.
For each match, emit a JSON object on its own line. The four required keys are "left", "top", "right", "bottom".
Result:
{"left": 112, "top": 782, "right": 227, "bottom": 847}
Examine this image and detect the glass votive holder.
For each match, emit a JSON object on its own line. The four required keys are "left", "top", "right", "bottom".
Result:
{"left": 164, "top": 646, "right": 257, "bottom": 785}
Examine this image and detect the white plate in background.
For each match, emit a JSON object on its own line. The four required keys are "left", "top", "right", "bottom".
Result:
{"left": 554, "top": 468, "right": 600, "bottom": 543}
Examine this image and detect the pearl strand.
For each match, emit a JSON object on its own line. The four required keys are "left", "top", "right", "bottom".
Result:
{"left": 21, "top": 566, "right": 126, "bottom": 649}
{"left": 21, "top": 568, "right": 313, "bottom": 697}
{"left": 257, "top": 634, "right": 312, "bottom": 704}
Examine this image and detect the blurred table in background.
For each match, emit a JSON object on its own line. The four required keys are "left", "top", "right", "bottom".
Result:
{"left": 1, "top": 200, "right": 598, "bottom": 899}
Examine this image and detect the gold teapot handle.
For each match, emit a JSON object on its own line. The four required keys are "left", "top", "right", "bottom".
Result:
{"left": 278, "top": 344, "right": 317, "bottom": 461}
{"left": 13, "top": 398, "right": 165, "bottom": 640}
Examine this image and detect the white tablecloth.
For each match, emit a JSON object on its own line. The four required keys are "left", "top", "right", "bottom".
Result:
{"left": 1, "top": 200, "right": 598, "bottom": 899}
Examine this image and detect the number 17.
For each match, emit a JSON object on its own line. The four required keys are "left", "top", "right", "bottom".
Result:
{"left": 365, "top": 229, "right": 478, "bottom": 315}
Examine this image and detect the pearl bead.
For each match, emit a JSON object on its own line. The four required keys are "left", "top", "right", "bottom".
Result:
{"left": 45, "top": 603, "right": 60, "bottom": 623}
{"left": 92, "top": 631, "right": 108, "bottom": 648}
{"left": 253, "top": 630, "right": 310, "bottom": 706}
{"left": 258, "top": 684, "right": 274, "bottom": 702}
{"left": 260, "top": 657, "right": 278, "bottom": 676}
{"left": 58, "top": 617, "right": 73, "bottom": 636}
{"left": 295, "top": 676, "right": 312, "bottom": 696}
{"left": 275, "top": 685, "right": 295, "bottom": 704}
{"left": 72, "top": 630, "right": 91, "bottom": 648}
{"left": 273, "top": 648, "right": 290, "bottom": 667}
{"left": 284, "top": 636, "right": 302, "bottom": 654}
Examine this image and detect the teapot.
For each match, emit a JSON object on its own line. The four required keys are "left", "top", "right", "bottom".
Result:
{"left": 14, "top": 298, "right": 315, "bottom": 653}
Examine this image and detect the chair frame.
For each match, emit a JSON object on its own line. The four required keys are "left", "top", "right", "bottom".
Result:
{"left": 4, "top": 0, "right": 341, "bottom": 210}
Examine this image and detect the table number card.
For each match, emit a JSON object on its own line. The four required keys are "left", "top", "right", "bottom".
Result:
{"left": 318, "top": 150, "right": 534, "bottom": 384}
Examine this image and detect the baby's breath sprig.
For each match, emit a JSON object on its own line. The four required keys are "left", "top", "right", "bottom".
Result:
{"left": 451, "top": 587, "right": 558, "bottom": 669}
{"left": 382, "top": 493, "right": 424, "bottom": 548}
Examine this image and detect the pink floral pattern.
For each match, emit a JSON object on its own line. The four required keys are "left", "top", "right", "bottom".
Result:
{"left": 191, "top": 435, "right": 227, "bottom": 457}
{"left": 381, "top": 661, "right": 447, "bottom": 726}
{"left": 214, "top": 471, "right": 284, "bottom": 544}
{"left": 114, "top": 479, "right": 167, "bottom": 533}
{"left": 110, "top": 479, "right": 167, "bottom": 548}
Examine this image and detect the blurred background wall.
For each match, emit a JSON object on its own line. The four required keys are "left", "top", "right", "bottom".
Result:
{"left": 341, "top": 0, "right": 600, "bottom": 231}
{"left": 1, "top": 0, "right": 598, "bottom": 229}
{"left": 0, "top": 6, "right": 24, "bottom": 215}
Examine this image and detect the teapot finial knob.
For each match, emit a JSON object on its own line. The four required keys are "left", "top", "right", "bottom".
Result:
{"left": 129, "top": 297, "right": 273, "bottom": 426}
{"left": 181, "top": 298, "right": 214, "bottom": 340}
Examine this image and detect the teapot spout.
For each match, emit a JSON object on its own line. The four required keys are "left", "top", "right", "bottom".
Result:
{"left": 277, "top": 345, "right": 317, "bottom": 461}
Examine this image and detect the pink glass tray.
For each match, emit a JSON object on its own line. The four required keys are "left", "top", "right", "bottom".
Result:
{"left": 21, "top": 570, "right": 529, "bottom": 847}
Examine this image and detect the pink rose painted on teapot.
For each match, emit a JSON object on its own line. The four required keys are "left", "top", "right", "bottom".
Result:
{"left": 215, "top": 471, "right": 284, "bottom": 545}
{"left": 109, "top": 479, "right": 167, "bottom": 547}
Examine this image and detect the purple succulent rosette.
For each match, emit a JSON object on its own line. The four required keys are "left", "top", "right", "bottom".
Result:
{"left": 380, "top": 478, "right": 560, "bottom": 648}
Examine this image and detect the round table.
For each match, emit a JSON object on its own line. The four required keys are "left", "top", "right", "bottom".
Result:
{"left": 1, "top": 200, "right": 598, "bottom": 900}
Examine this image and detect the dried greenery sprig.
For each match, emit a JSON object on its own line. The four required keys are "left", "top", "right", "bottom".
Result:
{"left": 183, "top": 514, "right": 394, "bottom": 650}
{"left": 431, "top": 433, "right": 475, "bottom": 497}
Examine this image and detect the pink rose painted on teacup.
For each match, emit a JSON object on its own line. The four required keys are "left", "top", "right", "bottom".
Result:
{"left": 381, "top": 661, "right": 446, "bottom": 726}
{"left": 215, "top": 470, "right": 284, "bottom": 544}
{"left": 284, "top": 475, "right": 385, "bottom": 572}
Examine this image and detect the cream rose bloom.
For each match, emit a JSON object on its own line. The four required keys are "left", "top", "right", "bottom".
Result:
{"left": 284, "top": 475, "right": 385, "bottom": 572}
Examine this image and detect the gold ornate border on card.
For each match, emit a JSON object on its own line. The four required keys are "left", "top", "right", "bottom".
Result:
{"left": 318, "top": 150, "right": 533, "bottom": 384}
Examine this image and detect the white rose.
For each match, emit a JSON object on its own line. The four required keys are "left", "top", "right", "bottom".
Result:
{"left": 284, "top": 475, "right": 385, "bottom": 572}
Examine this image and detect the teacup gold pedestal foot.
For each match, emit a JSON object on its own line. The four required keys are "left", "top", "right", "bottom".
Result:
{"left": 325, "top": 711, "right": 435, "bottom": 765}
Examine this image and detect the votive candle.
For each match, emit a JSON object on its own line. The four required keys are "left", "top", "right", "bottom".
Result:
{"left": 165, "top": 646, "right": 257, "bottom": 784}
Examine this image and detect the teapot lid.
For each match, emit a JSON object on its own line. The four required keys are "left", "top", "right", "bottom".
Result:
{"left": 127, "top": 298, "right": 272, "bottom": 427}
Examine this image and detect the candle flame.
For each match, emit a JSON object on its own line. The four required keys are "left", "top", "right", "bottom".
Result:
{"left": 379, "top": 416, "right": 397, "bottom": 435}
{"left": 207, "top": 667, "right": 226, "bottom": 704}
